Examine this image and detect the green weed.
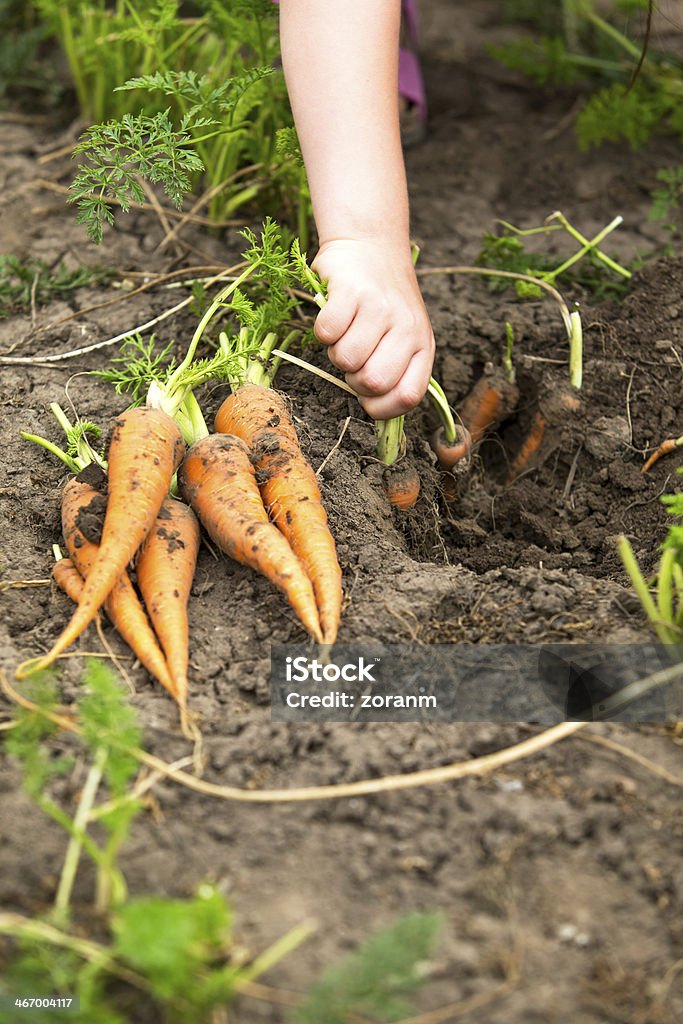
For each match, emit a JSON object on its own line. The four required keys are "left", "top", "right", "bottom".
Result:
{"left": 0, "top": 255, "right": 112, "bottom": 319}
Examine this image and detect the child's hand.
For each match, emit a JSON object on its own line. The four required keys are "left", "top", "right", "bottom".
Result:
{"left": 312, "top": 239, "right": 435, "bottom": 420}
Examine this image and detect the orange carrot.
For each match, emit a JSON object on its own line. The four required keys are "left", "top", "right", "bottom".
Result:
{"left": 58, "top": 476, "right": 177, "bottom": 697}
{"left": 430, "top": 425, "right": 472, "bottom": 470}
{"left": 459, "top": 374, "right": 519, "bottom": 443}
{"left": 52, "top": 557, "right": 85, "bottom": 604}
{"left": 384, "top": 465, "right": 421, "bottom": 510}
{"left": 179, "top": 433, "right": 323, "bottom": 642}
{"left": 24, "top": 407, "right": 184, "bottom": 674}
{"left": 136, "top": 497, "right": 200, "bottom": 710}
{"left": 215, "top": 384, "right": 342, "bottom": 644}
{"left": 642, "top": 436, "right": 683, "bottom": 474}
{"left": 507, "top": 410, "right": 546, "bottom": 481}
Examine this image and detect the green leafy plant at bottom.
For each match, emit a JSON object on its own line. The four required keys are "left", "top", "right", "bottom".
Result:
{"left": 1, "top": 659, "right": 442, "bottom": 1023}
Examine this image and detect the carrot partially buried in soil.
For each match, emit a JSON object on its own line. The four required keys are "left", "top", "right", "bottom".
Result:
{"left": 507, "top": 410, "right": 546, "bottom": 482}
{"left": 56, "top": 471, "right": 177, "bottom": 698}
{"left": 384, "top": 464, "right": 421, "bottom": 510}
{"left": 179, "top": 432, "right": 324, "bottom": 643}
{"left": 19, "top": 407, "right": 185, "bottom": 676}
{"left": 507, "top": 386, "right": 582, "bottom": 481}
{"left": 430, "top": 424, "right": 472, "bottom": 470}
{"left": 215, "top": 384, "right": 342, "bottom": 645}
{"left": 136, "top": 497, "right": 200, "bottom": 712}
{"left": 459, "top": 371, "right": 520, "bottom": 444}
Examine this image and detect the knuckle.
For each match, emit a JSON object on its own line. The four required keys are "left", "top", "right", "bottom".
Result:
{"left": 314, "top": 315, "right": 338, "bottom": 344}
{"left": 395, "top": 382, "right": 423, "bottom": 411}
{"left": 356, "top": 369, "right": 385, "bottom": 395}
{"left": 328, "top": 346, "right": 357, "bottom": 373}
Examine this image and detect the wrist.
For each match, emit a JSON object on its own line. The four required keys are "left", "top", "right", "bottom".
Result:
{"left": 315, "top": 232, "right": 414, "bottom": 267}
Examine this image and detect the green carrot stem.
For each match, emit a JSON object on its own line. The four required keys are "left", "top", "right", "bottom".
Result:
{"left": 503, "top": 322, "right": 516, "bottom": 384}
{"left": 417, "top": 266, "right": 574, "bottom": 341}
{"left": 618, "top": 535, "right": 676, "bottom": 644}
{"left": 427, "top": 378, "right": 458, "bottom": 444}
{"left": 164, "top": 262, "right": 258, "bottom": 400}
{"left": 657, "top": 547, "right": 677, "bottom": 630}
{"left": 376, "top": 416, "right": 406, "bottom": 467}
{"left": 584, "top": 9, "right": 642, "bottom": 60}
{"left": 569, "top": 309, "right": 583, "bottom": 391}
{"left": 673, "top": 562, "right": 683, "bottom": 627}
{"left": 20, "top": 433, "right": 80, "bottom": 474}
{"left": 548, "top": 212, "right": 632, "bottom": 280}
{"left": 54, "top": 746, "right": 107, "bottom": 920}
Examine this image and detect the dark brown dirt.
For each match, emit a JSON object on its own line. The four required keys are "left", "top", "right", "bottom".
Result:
{"left": 1, "top": 1, "right": 683, "bottom": 1021}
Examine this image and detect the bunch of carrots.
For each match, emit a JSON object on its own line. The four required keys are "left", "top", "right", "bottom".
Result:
{"left": 21, "top": 389, "right": 342, "bottom": 730}
{"left": 19, "top": 224, "right": 344, "bottom": 729}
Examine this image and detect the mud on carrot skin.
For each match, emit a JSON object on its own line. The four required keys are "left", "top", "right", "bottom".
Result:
{"left": 383, "top": 464, "right": 421, "bottom": 511}
{"left": 18, "top": 407, "right": 185, "bottom": 677}
{"left": 179, "top": 432, "right": 324, "bottom": 643}
{"left": 136, "top": 497, "right": 200, "bottom": 713}
{"left": 459, "top": 370, "right": 520, "bottom": 444}
{"left": 56, "top": 474, "right": 178, "bottom": 698}
{"left": 215, "top": 384, "right": 342, "bottom": 645}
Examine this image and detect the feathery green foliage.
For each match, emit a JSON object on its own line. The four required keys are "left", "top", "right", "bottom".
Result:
{"left": 491, "top": 0, "right": 683, "bottom": 151}
{"left": 296, "top": 912, "right": 442, "bottom": 1024}
{"left": 0, "top": 255, "right": 111, "bottom": 318}
{"left": 2, "top": 660, "right": 445, "bottom": 1024}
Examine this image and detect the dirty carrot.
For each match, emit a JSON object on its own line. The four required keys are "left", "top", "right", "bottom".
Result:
{"left": 52, "top": 557, "right": 86, "bottom": 604}
{"left": 215, "top": 384, "right": 342, "bottom": 645}
{"left": 136, "top": 497, "right": 200, "bottom": 712}
{"left": 506, "top": 384, "right": 582, "bottom": 481}
{"left": 57, "top": 473, "right": 177, "bottom": 697}
{"left": 642, "top": 435, "right": 683, "bottom": 474}
{"left": 507, "top": 410, "right": 546, "bottom": 481}
{"left": 384, "top": 465, "right": 421, "bottom": 510}
{"left": 459, "top": 372, "right": 520, "bottom": 443}
{"left": 179, "top": 432, "right": 323, "bottom": 643}
{"left": 19, "top": 407, "right": 184, "bottom": 676}
{"left": 430, "top": 424, "right": 472, "bottom": 470}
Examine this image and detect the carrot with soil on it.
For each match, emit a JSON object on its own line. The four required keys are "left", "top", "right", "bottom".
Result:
{"left": 642, "top": 434, "right": 683, "bottom": 474}
{"left": 384, "top": 464, "right": 421, "bottom": 511}
{"left": 425, "top": 375, "right": 472, "bottom": 475}
{"left": 507, "top": 385, "right": 582, "bottom": 482}
{"left": 507, "top": 409, "right": 546, "bottom": 482}
{"left": 18, "top": 406, "right": 185, "bottom": 677}
{"left": 57, "top": 472, "right": 178, "bottom": 698}
{"left": 459, "top": 369, "right": 520, "bottom": 444}
{"left": 215, "top": 383, "right": 342, "bottom": 643}
{"left": 179, "top": 432, "right": 324, "bottom": 643}
{"left": 135, "top": 497, "right": 201, "bottom": 716}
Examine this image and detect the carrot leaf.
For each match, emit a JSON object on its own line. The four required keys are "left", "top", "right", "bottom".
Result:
{"left": 111, "top": 884, "right": 236, "bottom": 1005}
{"left": 296, "top": 912, "right": 442, "bottom": 1024}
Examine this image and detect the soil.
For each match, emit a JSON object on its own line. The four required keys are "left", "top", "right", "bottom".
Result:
{"left": 1, "top": 1, "right": 683, "bottom": 1021}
